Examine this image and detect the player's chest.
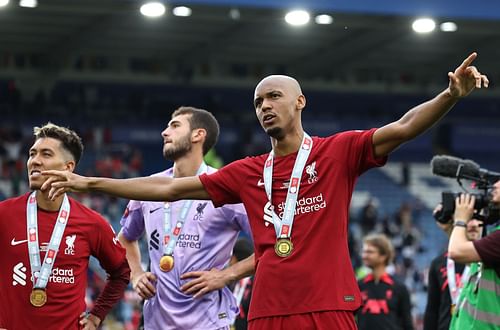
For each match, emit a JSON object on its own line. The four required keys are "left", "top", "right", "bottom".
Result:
{"left": 17, "top": 219, "right": 90, "bottom": 258}
{"left": 143, "top": 201, "right": 218, "bottom": 234}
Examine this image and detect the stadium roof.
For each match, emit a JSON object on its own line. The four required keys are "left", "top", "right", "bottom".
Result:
{"left": 0, "top": 0, "right": 499, "bottom": 91}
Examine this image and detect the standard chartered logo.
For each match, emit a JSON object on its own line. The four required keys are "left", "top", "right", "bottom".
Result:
{"left": 13, "top": 262, "right": 27, "bottom": 286}
{"left": 12, "top": 263, "right": 75, "bottom": 286}
{"left": 49, "top": 268, "right": 75, "bottom": 284}
{"left": 263, "top": 202, "right": 274, "bottom": 227}
{"left": 176, "top": 233, "right": 202, "bottom": 249}
{"left": 277, "top": 193, "right": 326, "bottom": 218}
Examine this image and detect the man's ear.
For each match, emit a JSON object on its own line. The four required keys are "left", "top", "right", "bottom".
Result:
{"left": 65, "top": 160, "right": 76, "bottom": 172}
{"left": 191, "top": 128, "right": 207, "bottom": 143}
{"left": 296, "top": 94, "right": 306, "bottom": 111}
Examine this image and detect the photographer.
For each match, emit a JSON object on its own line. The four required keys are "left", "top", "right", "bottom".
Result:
{"left": 423, "top": 205, "right": 482, "bottom": 330}
{"left": 448, "top": 181, "right": 500, "bottom": 329}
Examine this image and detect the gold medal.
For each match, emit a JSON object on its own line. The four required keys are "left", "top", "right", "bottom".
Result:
{"left": 30, "top": 289, "right": 47, "bottom": 307}
{"left": 275, "top": 238, "right": 293, "bottom": 257}
{"left": 450, "top": 304, "right": 456, "bottom": 315}
{"left": 159, "top": 255, "right": 174, "bottom": 272}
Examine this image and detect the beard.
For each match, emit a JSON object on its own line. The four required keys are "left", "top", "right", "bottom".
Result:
{"left": 163, "top": 134, "right": 192, "bottom": 160}
{"left": 265, "top": 126, "right": 285, "bottom": 139}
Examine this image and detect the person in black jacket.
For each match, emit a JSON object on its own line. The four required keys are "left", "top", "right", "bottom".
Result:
{"left": 357, "top": 234, "right": 413, "bottom": 330}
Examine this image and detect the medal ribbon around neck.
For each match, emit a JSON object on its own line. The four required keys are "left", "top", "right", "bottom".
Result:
{"left": 26, "top": 191, "right": 71, "bottom": 289}
{"left": 446, "top": 257, "right": 471, "bottom": 305}
{"left": 162, "top": 162, "right": 208, "bottom": 256}
{"left": 263, "top": 133, "right": 313, "bottom": 239}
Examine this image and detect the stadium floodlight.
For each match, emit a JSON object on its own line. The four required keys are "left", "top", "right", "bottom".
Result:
{"left": 229, "top": 8, "right": 240, "bottom": 20}
{"left": 315, "top": 14, "right": 333, "bottom": 25}
{"left": 140, "top": 2, "right": 166, "bottom": 18}
{"left": 173, "top": 6, "right": 191, "bottom": 17}
{"left": 285, "top": 10, "right": 310, "bottom": 26}
{"left": 412, "top": 18, "right": 436, "bottom": 33}
{"left": 0, "top": 0, "right": 9, "bottom": 8}
{"left": 19, "top": 0, "right": 37, "bottom": 8}
{"left": 440, "top": 22, "right": 457, "bottom": 32}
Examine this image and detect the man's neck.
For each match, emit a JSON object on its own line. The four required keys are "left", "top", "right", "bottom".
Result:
{"left": 271, "top": 129, "right": 305, "bottom": 157}
{"left": 371, "top": 265, "right": 387, "bottom": 282}
{"left": 36, "top": 190, "right": 64, "bottom": 212}
{"left": 173, "top": 153, "right": 205, "bottom": 178}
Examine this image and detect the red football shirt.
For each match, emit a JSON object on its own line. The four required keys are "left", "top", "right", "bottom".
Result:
{"left": 0, "top": 193, "right": 128, "bottom": 330}
{"left": 200, "top": 129, "right": 386, "bottom": 321}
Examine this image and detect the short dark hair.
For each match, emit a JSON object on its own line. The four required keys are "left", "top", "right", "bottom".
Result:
{"left": 363, "top": 234, "right": 394, "bottom": 266}
{"left": 33, "top": 123, "right": 84, "bottom": 165}
{"left": 172, "top": 106, "right": 219, "bottom": 155}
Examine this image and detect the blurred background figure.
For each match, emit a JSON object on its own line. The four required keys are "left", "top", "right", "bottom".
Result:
{"left": 357, "top": 234, "right": 414, "bottom": 330}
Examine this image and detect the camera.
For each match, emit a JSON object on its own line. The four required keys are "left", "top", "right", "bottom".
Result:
{"left": 434, "top": 192, "right": 492, "bottom": 224}
{"left": 431, "top": 155, "right": 500, "bottom": 225}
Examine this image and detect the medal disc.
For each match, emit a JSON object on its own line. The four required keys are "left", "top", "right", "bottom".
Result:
{"left": 450, "top": 304, "right": 456, "bottom": 315}
{"left": 159, "top": 255, "right": 174, "bottom": 272}
{"left": 30, "top": 289, "right": 47, "bottom": 307}
{"left": 275, "top": 238, "right": 293, "bottom": 257}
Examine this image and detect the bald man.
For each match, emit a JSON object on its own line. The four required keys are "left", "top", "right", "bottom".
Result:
{"left": 44, "top": 53, "right": 489, "bottom": 329}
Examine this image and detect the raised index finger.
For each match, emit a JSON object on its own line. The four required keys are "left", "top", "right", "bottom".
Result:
{"left": 458, "top": 52, "right": 477, "bottom": 70}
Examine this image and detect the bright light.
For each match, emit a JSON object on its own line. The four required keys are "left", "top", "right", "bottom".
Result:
{"left": 140, "top": 2, "right": 166, "bottom": 18}
{"left": 412, "top": 18, "right": 436, "bottom": 33}
{"left": 172, "top": 6, "right": 191, "bottom": 17}
{"left": 229, "top": 8, "right": 240, "bottom": 20}
{"left": 285, "top": 10, "right": 310, "bottom": 26}
{"left": 315, "top": 14, "right": 333, "bottom": 25}
{"left": 19, "top": 0, "right": 37, "bottom": 8}
{"left": 0, "top": 0, "right": 9, "bottom": 8}
{"left": 440, "top": 22, "right": 457, "bottom": 32}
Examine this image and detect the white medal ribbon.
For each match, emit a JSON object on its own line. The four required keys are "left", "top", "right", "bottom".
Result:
{"left": 162, "top": 163, "right": 207, "bottom": 256}
{"left": 263, "top": 133, "right": 313, "bottom": 238}
{"left": 446, "top": 257, "right": 471, "bottom": 305}
{"left": 26, "top": 191, "right": 71, "bottom": 289}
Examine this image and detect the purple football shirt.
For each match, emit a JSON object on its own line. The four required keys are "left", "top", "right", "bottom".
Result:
{"left": 121, "top": 167, "right": 251, "bottom": 330}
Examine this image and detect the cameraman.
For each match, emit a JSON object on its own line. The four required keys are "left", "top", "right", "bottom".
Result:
{"left": 423, "top": 205, "right": 482, "bottom": 330}
{"left": 448, "top": 181, "right": 500, "bottom": 329}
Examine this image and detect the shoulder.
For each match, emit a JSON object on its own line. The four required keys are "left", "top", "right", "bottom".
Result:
{"left": 391, "top": 276, "right": 410, "bottom": 292}
{"left": 68, "top": 197, "right": 108, "bottom": 223}
{"left": 430, "top": 253, "right": 445, "bottom": 266}
{"left": 0, "top": 193, "right": 28, "bottom": 210}
{"left": 214, "top": 155, "right": 267, "bottom": 173}
{"left": 150, "top": 168, "right": 171, "bottom": 178}
{"left": 321, "top": 129, "right": 376, "bottom": 143}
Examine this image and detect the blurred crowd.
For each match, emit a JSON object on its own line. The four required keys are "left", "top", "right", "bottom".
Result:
{"left": 1, "top": 125, "right": 437, "bottom": 329}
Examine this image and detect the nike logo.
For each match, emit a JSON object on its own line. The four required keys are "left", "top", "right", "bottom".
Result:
{"left": 113, "top": 237, "right": 119, "bottom": 245}
{"left": 149, "top": 207, "right": 162, "bottom": 214}
{"left": 11, "top": 238, "right": 28, "bottom": 246}
{"left": 257, "top": 179, "right": 265, "bottom": 187}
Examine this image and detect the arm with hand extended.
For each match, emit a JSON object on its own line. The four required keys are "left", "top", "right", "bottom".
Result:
{"left": 372, "top": 52, "right": 489, "bottom": 158}
{"left": 180, "top": 254, "right": 255, "bottom": 298}
{"left": 42, "top": 170, "right": 210, "bottom": 202}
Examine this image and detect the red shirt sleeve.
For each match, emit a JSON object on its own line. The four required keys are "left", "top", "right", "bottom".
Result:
{"left": 88, "top": 216, "right": 131, "bottom": 321}
{"left": 199, "top": 158, "right": 249, "bottom": 207}
{"left": 90, "top": 259, "right": 130, "bottom": 321}
{"left": 473, "top": 230, "right": 500, "bottom": 267}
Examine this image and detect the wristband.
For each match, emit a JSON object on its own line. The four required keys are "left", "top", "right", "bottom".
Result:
{"left": 453, "top": 220, "right": 467, "bottom": 228}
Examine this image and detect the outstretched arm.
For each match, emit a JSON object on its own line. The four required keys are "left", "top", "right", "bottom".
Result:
{"left": 180, "top": 254, "right": 255, "bottom": 298}
{"left": 372, "top": 52, "right": 489, "bottom": 158}
{"left": 41, "top": 170, "right": 210, "bottom": 202}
